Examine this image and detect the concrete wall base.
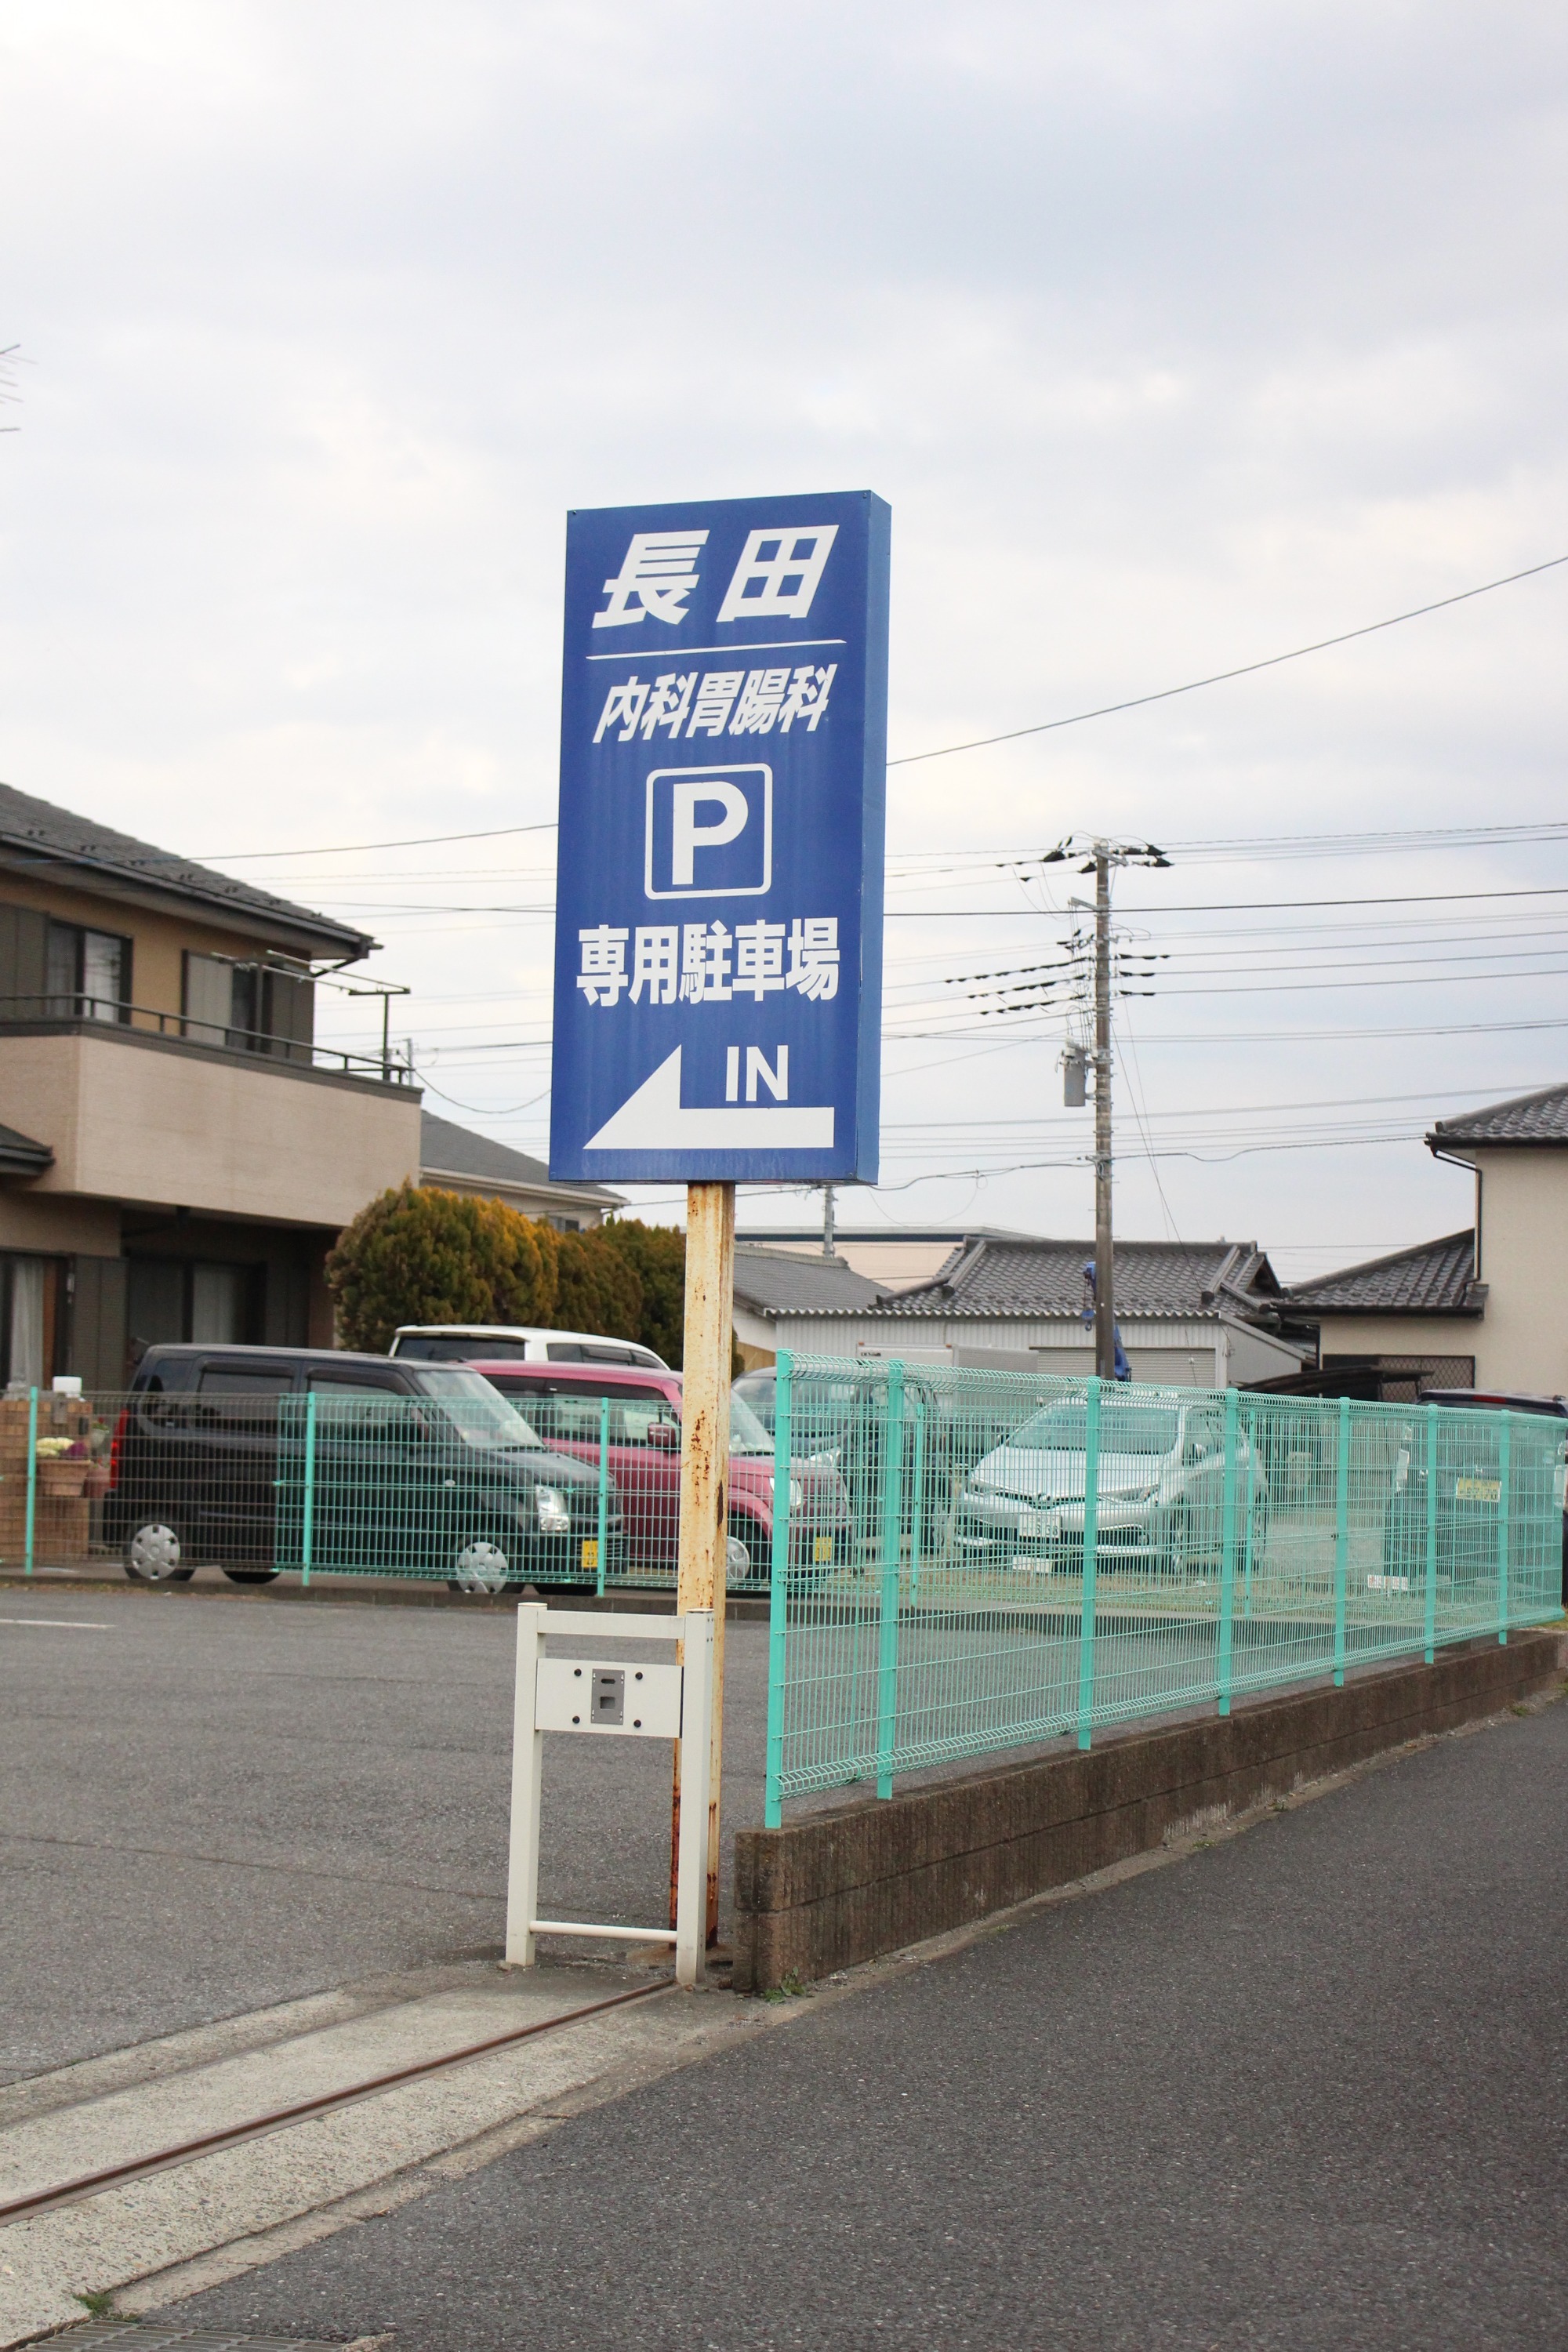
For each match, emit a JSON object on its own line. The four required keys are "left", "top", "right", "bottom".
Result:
{"left": 732, "top": 1632, "right": 1563, "bottom": 1994}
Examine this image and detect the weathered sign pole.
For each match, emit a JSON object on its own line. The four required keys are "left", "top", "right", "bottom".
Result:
{"left": 549, "top": 488, "right": 891, "bottom": 1954}
{"left": 672, "top": 1178, "right": 735, "bottom": 1936}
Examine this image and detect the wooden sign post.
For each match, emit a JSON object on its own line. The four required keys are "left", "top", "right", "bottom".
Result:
{"left": 671, "top": 1178, "right": 735, "bottom": 1944}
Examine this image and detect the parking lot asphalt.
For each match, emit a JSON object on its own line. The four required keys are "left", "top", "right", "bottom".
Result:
{"left": 0, "top": 1587, "right": 768, "bottom": 2083}
{"left": 172, "top": 1694, "right": 1568, "bottom": 2352}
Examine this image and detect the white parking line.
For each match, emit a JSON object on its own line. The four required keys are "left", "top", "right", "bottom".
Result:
{"left": 0, "top": 1618, "right": 111, "bottom": 1631}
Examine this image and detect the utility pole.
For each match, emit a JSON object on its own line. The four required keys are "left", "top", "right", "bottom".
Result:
{"left": 1092, "top": 844, "right": 1116, "bottom": 1381}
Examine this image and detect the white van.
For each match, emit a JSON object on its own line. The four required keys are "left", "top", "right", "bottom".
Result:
{"left": 388, "top": 1324, "right": 670, "bottom": 1371}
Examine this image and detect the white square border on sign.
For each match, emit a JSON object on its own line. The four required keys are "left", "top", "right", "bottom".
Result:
{"left": 643, "top": 764, "right": 773, "bottom": 901}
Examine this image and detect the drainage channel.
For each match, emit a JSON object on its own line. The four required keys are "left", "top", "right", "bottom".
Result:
{"left": 0, "top": 1976, "right": 675, "bottom": 2227}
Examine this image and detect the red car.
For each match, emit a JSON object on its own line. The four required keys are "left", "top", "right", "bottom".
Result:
{"left": 466, "top": 1359, "right": 851, "bottom": 1583}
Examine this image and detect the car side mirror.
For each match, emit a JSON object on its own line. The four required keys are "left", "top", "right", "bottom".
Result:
{"left": 648, "top": 1420, "right": 679, "bottom": 1450}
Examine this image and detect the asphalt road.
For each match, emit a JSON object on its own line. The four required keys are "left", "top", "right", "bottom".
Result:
{"left": 176, "top": 1694, "right": 1568, "bottom": 2351}
{"left": 0, "top": 1587, "right": 768, "bottom": 2082}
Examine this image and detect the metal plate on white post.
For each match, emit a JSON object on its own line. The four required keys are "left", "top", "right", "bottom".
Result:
{"left": 535, "top": 1657, "right": 683, "bottom": 1737}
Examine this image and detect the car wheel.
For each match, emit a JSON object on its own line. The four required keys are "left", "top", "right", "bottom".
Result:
{"left": 223, "top": 1568, "right": 280, "bottom": 1584}
{"left": 725, "top": 1525, "right": 760, "bottom": 1585}
{"left": 448, "top": 1539, "right": 512, "bottom": 1595}
{"left": 124, "top": 1519, "right": 196, "bottom": 1583}
{"left": 1161, "top": 1511, "right": 1193, "bottom": 1581}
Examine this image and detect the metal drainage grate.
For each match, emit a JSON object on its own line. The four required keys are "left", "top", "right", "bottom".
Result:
{"left": 50, "top": 2328, "right": 357, "bottom": 2352}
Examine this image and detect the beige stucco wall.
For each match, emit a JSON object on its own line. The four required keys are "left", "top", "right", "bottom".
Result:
{"left": 0, "top": 1029, "right": 421, "bottom": 1227}
{"left": 1315, "top": 1314, "right": 1482, "bottom": 1366}
{"left": 1472, "top": 1150, "right": 1568, "bottom": 1392}
{"left": 0, "top": 1189, "right": 121, "bottom": 1254}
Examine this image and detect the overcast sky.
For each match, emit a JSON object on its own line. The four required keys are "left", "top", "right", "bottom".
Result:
{"left": 3, "top": 1, "right": 1566, "bottom": 1273}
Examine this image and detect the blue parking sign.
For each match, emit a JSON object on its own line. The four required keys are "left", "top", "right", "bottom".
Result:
{"left": 548, "top": 490, "right": 890, "bottom": 1184}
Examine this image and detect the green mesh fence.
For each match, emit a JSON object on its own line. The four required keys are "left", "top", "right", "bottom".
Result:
{"left": 0, "top": 1370, "right": 788, "bottom": 1594}
{"left": 757, "top": 1353, "right": 1568, "bottom": 1823}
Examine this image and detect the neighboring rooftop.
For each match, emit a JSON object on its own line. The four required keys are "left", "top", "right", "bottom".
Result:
{"left": 785, "top": 1236, "right": 1286, "bottom": 1324}
{"left": 1428, "top": 1081, "right": 1568, "bottom": 1149}
{"left": 420, "top": 1112, "right": 622, "bottom": 1217}
{"left": 1285, "top": 1230, "right": 1485, "bottom": 1318}
{"left": 733, "top": 1244, "right": 887, "bottom": 1317}
{"left": 0, "top": 779, "right": 375, "bottom": 961}
{"left": 0, "top": 1119, "right": 53, "bottom": 1178}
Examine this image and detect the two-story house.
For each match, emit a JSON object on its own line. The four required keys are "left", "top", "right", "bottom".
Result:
{"left": 0, "top": 782, "right": 423, "bottom": 1388}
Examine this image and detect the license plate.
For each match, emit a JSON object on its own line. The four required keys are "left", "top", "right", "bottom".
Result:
{"left": 1018, "top": 1507, "right": 1061, "bottom": 1540}
{"left": 581, "top": 1538, "right": 599, "bottom": 1570}
{"left": 1454, "top": 1477, "right": 1501, "bottom": 1504}
{"left": 813, "top": 1536, "right": 833, "bottom": 1563}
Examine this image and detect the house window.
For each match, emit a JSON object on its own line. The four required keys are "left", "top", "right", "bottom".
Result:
{"left": 183, "top": 953, "right": 315, "bottom": 1062}
{"left": 0, "top": 1254, "right": 64, "bottom": 1389}
{"left": 128, "top": 1258, "right": 262, "bottom": 1352}
{"left": 45, "top": 921, "right": 131, "bottom": 1022}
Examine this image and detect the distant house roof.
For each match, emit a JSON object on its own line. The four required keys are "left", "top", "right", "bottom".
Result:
{"left": 420, "top": 1112, "right": 622, "bottom": 1214}
{"left": 0, "top": 1120, "right": 53, "bottom": 1178}
{"left": 777, "top": 1236, "right": 1284, "bottom": 1323}
{"left": 733, "top": 1246, "right": 887, "bottom": 1317}
{"left": 0, "top": 780, "right": 375, "bottom": 961}
{"left": 1428, "top": 1082, "right": 1568, "bottom": 1149}
{"left": 1285, "top": 1230, "right": 1484, "bottom": 1318}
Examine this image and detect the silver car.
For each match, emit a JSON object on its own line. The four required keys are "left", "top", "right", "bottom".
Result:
{"left": 956, "top": 1394, "right": 1269, "bottom": 1575}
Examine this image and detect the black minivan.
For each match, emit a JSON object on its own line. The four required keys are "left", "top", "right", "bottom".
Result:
{"left": 104, "top": 1345, "right": 621, "bottom": 1592}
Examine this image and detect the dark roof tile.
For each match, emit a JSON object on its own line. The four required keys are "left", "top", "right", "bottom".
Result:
{"left": 1429, "top": 1083, "right": 1568, "bottom": 1147}
{"left": 1286, "top": 1230, "right": 1483, "bottom": 1316}
{"left": 782, "top": 1236, "right": 1282, "bottom": 1323}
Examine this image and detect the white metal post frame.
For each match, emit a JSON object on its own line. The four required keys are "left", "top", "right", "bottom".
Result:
{"left": 505, "top": 1605, "right": 715, "bottom": 1990}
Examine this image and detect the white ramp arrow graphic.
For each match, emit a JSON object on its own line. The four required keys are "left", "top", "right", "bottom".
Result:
{"left": 583, "top": 1048, "right": 834, "bottom": 1152}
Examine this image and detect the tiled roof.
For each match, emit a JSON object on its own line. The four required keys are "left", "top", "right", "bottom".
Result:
{"left": 420, "top": 1113, "right": 621, "bottom": 1205}
{"left": 1286, "top": 1231, "right": 1483, "bottom": 1316}
{"left": 781, "top": 1236, "right": 1282, "bottom": 1323}
{"left": 734, "top": 1246, "right": 887, "bottom": 1315}
{"left": 0, "top": 780, "right": 375, "bottom": 958}
{"left": 1428, "top": 1082, "right": 1568, "bottom": 1148}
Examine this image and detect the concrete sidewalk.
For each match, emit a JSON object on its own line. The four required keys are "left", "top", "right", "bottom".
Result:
{"left": 166, "top": 1694, "right": 1568, "bottom": 2351}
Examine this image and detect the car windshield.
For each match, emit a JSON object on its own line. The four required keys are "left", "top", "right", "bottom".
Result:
{"left": 408, "top": 1367, "right": 545, "bottom": 1450}
{"left": 1011, "top": 1403, "right": 1181, "bottom": 1455}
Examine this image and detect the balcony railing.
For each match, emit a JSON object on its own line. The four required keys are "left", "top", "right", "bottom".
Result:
{"left": 0, "top": 994, "right": 416, "bottom": 1086}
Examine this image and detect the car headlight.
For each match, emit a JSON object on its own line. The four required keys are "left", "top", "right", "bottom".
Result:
{"left": 1113, "top": 1486, "right": 1160, "bottom": 1507}
{"left": 533, "top": 1486, "right": 572, "bottom": 1535}
{"left": 766, "top": 1475, "right": 805, "bottom": 1508}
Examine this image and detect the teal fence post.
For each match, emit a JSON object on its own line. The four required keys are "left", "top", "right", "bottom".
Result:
{"left": 909, "top": 1395, "right": 925, "bottom": 1601}
{"left": 299, "top": 1389, "right": 317, "bottom": 1588}
{"left": 764, "top": 1352, "right": 793, "bottom": 1829}
{"left": 1218, "top": 1388, "right": 1238, "bottom": 1715}
{"left": 1497, "top": 1410, "right": 1511, "bottom": 1643}
{"left": 1423, "top": 1403, "right": 1438, "bottom": 1663}
{"left": 876, "top": 1361, "right": 906, "bottom": 1798}
{"left": 24, "top": 1386, "right": 37, "bottom": 1577}
{"left": 1076, "top": 1377, "right": 1101, "bottom": 1750}
{"left": 596, "top": 1393, "right": 609, "bottom": 1598}
{"left": 1333, "top": 1394, "right": 1349, "bottom": 1686}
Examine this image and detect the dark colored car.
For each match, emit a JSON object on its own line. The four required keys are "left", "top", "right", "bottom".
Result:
{"left": 104, "top": 1344, "right": 621, "bottom": 1592}
{"left": 1381, "top": 1389, "right": 1568, "bottom": 1604}
{"left": 467, "top": 1360, "right": 851, "bottom": 1581}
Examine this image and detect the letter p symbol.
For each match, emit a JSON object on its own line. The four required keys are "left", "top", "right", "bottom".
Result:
{"left": 670, "top": 781, "right": 748, "bottom": 885}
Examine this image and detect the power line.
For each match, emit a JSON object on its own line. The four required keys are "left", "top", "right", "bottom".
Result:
{"left": 885, "top": 551, "right": 1568, "bottom": 767}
